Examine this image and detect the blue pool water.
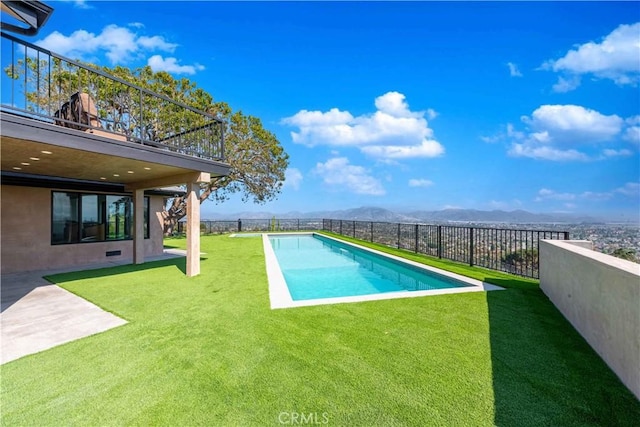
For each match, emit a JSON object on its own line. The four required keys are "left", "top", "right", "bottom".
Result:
{"left": 269, "top": 234, "right": 470, "bottom": 301}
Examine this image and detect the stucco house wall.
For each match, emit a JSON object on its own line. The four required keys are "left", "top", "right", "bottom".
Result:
{"left": 1, "top": 185, "right": 165, "bottom": 273}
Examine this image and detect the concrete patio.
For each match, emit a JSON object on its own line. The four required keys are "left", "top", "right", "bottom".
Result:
{"left": 1, "top": 250, "right": 185, "bottom": 364}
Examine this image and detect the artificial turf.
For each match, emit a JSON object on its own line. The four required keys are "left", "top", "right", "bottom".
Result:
{"left": 1, "top": 234, "right": 638, "bottom": 426}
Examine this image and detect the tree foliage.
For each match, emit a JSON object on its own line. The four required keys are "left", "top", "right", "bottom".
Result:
{"left": 5, "top": 57, "right": 289, "bottom": 233}
{"left": 611, "top": 248, "right": 637, "bottom": 262}
{"left": 111, "top": 66, "right": 290, "bottom": 232}
{"left": 501, "top": 248, "right": 539, "bottom": 272}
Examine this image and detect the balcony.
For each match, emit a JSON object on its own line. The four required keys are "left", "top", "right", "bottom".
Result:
{"left": 1, "top": 31, "right": 225, "bottom": 171}
{"left": 1, "top": 29, "right": 228, "bottom": 277}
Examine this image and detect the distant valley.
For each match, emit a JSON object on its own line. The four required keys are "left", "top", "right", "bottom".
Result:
{"left": 203, "top": 206, "right": 624, "bottom": 224}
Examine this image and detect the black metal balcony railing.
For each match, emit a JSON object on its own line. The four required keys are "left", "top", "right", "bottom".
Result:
{"left": 0, "top": 31, "right": 224, "bottom": 161}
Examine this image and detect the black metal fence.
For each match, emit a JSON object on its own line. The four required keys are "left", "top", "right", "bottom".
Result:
{"left": 177, "top": 218, "right": 324, "bottom": 234}
{"left": 322, "top": 219, "right": 570, "bottom": 279}
{"left": 176, "top": 218, "right": 569, "bottom": 279}
{"left": 1, "top": 31, "right": 224, "bottom": 160}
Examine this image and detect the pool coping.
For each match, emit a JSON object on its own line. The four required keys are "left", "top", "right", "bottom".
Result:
{"left": 262, "top": 232, "right": 504, "bottom": 309}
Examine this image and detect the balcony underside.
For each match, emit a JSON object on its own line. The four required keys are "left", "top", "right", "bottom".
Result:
{"left": 1, "top": 112, "right": 230, "bottom": 189}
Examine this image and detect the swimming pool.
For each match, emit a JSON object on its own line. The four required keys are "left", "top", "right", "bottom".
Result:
{"left": 264, "top": 233, "right": 502, "bottom": 309}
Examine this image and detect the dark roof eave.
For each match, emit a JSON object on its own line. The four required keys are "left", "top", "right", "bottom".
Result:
{"left": 1, "top": 0, "right": 54, "bottom": 36}
{"left": 1, "top": 171, "right": 183, "bottom": 197}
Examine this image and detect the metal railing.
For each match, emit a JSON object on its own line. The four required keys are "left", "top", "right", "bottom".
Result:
{"left": 322, "top": 219, "right": 570, "bottom": 279}
{"left": 175, "top": 218, "right": 569, "bottom": 278}
{"left": 177, "top": 218, "right": 324, "bottom": 234}
{"left": 1, "top": 31, "right": 224, "bottom": 161}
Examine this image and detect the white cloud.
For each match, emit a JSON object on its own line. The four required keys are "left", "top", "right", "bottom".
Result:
{"left": 282, "top": 92, "right": 444, "bottom": 159}
{"left": 60, "top": 0, "right": 90, "bottom": 9}
{"left": 36, "top": 24, "right": 179, "bottom": 65}
{"left": 138, "top": 36, "right": 178, "bottom": 52}
{"left": 624, "top": 116, "right": 640, "bottom": 145}
{"left": 580, "top": 191, "right": 614, "bottom": 201}
{"left": 626, "top": 115, "right": 640, "bottom": 126}
{"left": 313, "top": 157, "right": 385, "bottom": 196}
{"left": 509, "top": 144, "right": 589, "bottom": 161}
{"left": 615, "top": 182, "right": 640, "bottom": 197}
{"left": 523, "top": 104, "right": 623, "bottom": 143}
{"left": 623, "top": 126, "right": 640, "bottom": 146}
{"left": 601, "top": 148, "right": 633, "bottom": 158}
{"left": 507, "top": 62, "right": 522, "bottom": 77}
{"left": 283, "top": 168, "right": 303, "bottom": 190}
{"left": 489, "top": 107, "right": 638, "bottom": 161}
{"left": 361, "top": 140, "right": 444, "bottom": 159}
{"left": 408, "top": 179, "right": 434, "bottom": 188}
{"left": 508, "top": 104, "right": 627, "bottom": 161}
{"left": 536, "top": 189, "right": 577, "bottom": 202}
{"left": 552, "top": 76, "right": 581, "bottom": 93}
{"left": 147, "top": 55, "right": 204, "bottom": 75}
{"left": 506, "top": 123, "right": 524, "bottom": 139}
{"left": 480, "top": 135, "right": 500, "bottom": 144}
{"left": 624, "top": 127, "right": 640, "bottom": 145}
{"left": 542, "top": 22, "right": 640, "bottom": 90}
{"left": 535, "top": 184, "right": 639, "bottom": 203}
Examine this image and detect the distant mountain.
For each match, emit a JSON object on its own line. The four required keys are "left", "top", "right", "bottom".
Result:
{"left": 406, "top": 208, "right": 600, "bottom": 224}
{"left": 204, "top": 206, "right": 604, "bottom": 224}
{"left": 302, "top": 206, "right": 419, "bottom": 222}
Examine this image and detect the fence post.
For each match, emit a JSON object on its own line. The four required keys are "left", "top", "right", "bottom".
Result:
{"left": 238, "top": 219, "right": 242, "bottom": 232}
{"left": 297, "top": 219, "right": 300, "bottom": 231}
{"left": 563, "top": 231, "right": 570, "bottom": 240}
{"left": 397, "top": 223, "right": 401, "bottom": 249}
{"left": 469, "top": 227, "right": 474, "bottom": 267}
{"left": 353, "top": 220, "right": 356, "bottom": 238}
{"left": 370, "top": 222, "right": 373, "bottom": 242}
{"left": 339, "top": 220, "right": 343, "bottom": 235}
{"left": 437, "top": 225, "right": 442, "bottom": 259}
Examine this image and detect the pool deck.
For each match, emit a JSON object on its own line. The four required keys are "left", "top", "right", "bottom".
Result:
{"left": 263, "top": 233, "right": 504, "bottom": 309}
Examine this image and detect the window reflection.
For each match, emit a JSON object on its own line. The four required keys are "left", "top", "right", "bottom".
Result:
{"left": 52, "top": 192, "right": 149, "bottom": 245}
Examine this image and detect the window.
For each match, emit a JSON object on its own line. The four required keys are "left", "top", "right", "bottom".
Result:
{"left": 52, "top": 192, "right": 79, "bottom": 244}
{"left": 52, "top": 192, "right": 149, "bottom": 245}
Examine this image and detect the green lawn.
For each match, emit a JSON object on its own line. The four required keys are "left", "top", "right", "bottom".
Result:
{"left": 2, "top": 234, "right": 638, "bottom": 426}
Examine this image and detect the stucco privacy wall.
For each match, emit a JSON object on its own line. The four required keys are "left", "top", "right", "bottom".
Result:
{"left": 1, "top": 185, "right": 165, "bottom": 274}
{"left": 540, "top": 239, "right": 640, "bottom": 400}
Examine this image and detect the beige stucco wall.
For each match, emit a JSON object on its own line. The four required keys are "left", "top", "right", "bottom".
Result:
{"left": 1, "top": 185, "right": 165, "bottom": 274}
{"left": 540, "top": 239, "right": 640, "bottom": 400}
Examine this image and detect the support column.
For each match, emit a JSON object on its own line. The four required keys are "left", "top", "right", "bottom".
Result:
{"left": 133, "top": 189, "right": 145, "bottom": 265}
{"left": 186, "top": 181, "right": 201, "bottom": 277}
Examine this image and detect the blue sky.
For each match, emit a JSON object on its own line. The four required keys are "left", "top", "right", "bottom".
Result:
{"left": 27, "top": 1, "right": 640, "bottom": 219}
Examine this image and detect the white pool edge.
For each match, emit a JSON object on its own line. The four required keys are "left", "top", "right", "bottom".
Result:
{"left": 263, "top": 232, "right": 504, "bottom": 310}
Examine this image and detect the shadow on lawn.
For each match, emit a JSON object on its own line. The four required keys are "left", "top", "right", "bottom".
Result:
{"left": 1, "top": 258, "right": 188, "bottom": 313}
{"left": 45, "top": 257, "right": 188, "bottom": 283}
{"left": 486, "top": 281, "right": 640, "bottom": 426}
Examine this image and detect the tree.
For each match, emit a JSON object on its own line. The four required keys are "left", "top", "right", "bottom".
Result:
{"left": 162, "top": 109, "right": 289, "bottom": 234}
{"left": 5, "top": 58, "right": 289, "bottom": 234}
{"left": 611, "top": 248, "right": 637, "bottom": 262}
{"left": 501, "top": 248, "right": 539, "bottom": 273}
